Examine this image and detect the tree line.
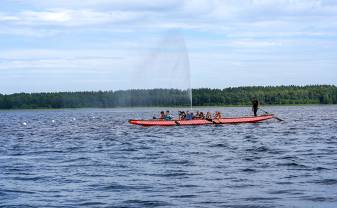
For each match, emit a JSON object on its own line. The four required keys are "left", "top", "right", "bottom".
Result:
{"left": 0, "top": 85, "right": 336, "bottom": 109}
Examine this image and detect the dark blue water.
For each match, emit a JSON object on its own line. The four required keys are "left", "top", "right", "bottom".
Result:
{"left": 1, "top": 106, "right": 337, "bottom": 208}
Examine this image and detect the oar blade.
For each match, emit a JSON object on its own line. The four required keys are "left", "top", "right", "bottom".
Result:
{"left": 273, "top": 116, "right": 283, "bottom": 121}
{"left": 259, "top": 108, "right": 284, "bottom": 122}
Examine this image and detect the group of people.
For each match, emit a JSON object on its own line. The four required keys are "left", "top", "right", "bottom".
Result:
{"left": 179, "top": 111, "right": 219, "bottom": 120}
{"left": 153, "top": 98, "right": 260, "bottom": 121}
{"left": 153, "top": 110, "right": 174, "bottom": 120}
{"left": 154, "top": 110, "right": 223, "bottom": 121}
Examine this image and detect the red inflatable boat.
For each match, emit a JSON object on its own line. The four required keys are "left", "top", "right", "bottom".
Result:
{"left": 129, "top": 114, "right": 274, "bottom": 126}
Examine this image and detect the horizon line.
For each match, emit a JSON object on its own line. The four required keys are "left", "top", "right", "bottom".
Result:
{"left": 1, "top": 84, "right": 336, "bottom": 95}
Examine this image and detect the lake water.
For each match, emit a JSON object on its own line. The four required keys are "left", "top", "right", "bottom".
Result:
{"left": 1, "top": 106, "right": 337, "bottom": 207}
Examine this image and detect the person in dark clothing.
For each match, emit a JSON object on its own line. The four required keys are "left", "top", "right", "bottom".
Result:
{"left": 153, "top": 111, "right": 165, "bottom": 119}
{"left": 252, "top": 98, "right": 259, "bottom": 116}
{"left": 179, "top": 111, "right": 186, "bottom": 120}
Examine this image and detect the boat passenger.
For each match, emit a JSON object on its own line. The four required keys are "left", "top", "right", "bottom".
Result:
{"left": 159, "top": 111, "right": 165, "bottom": 119}
{"left": 206, "top": 112, "right": 212, "bottom": 120}
{"left": 195, "top": 111, "right": 200, "bottom": 118}
{"left": 214, "top": 111, "right": 222, "bottom": 119}
{"left": 186, "top": 111, "right": 193, "bottom": 120}
{"left": 199, "top": 112, "right": 205, "bottom": 119}
{"left": 165, "top": 110, "right": 174, "bottom": 120}
{"left": 182, "top": 111, "right": 186, "bottom": 119}
{"left": 179, "top": 111, "right": 186, "bottom": 120}
{"left": 153, "top": 111, "right": 165, "bottom": 119}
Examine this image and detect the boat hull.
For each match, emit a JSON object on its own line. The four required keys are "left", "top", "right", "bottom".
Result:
{"left": 129, "top": 114, "right": 274, "bottom": 126}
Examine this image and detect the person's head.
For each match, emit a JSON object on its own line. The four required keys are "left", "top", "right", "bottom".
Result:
{"left": 161, "top": 111, "right": 164, "bottom": 114}
{"left": 166, "top": 110, "right": 170, "bottom": 115}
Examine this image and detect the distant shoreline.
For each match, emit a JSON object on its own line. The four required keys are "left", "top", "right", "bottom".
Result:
{"left": 0, "top": 104, "right": 336, "bottom": 111}
{"left": 1, "top": 85, "right": 336, "bottom": 109}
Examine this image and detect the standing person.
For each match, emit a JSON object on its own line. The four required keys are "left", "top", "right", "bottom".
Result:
{"left": 252, "top": 98, "right": 259, "bottom": 116}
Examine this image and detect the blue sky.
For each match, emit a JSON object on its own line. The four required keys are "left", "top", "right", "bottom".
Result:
{"left": 1, "top": 0, "right": 337, "bottom": 93}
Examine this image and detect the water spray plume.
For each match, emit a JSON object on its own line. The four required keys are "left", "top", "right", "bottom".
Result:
{"left": 130, "top": 30, "right": 192, "bottom": 108}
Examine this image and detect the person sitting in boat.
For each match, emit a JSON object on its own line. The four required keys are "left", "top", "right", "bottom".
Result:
{"left": 159, "top": 111, "right": 165, "bottom": 119}
{"left": 206, "top": 112, "right": 212, "bottom": 120}
{"left": 195, "top": 111, "right": 204, "bottom": 119}
{"left": 182, "top": 111, "right": 187, "bottom": 119}
{"left": 214, "top": 111, "right": 222, "bottom": 119}
{"left": 186, "top": 111, "right": 193, "bottom": 120}
{"left": 179, "top": 111, "right": 186, "bottom": 120}
{"left": 191, "top": 112, "right": 195, "bottom": 119}
{"left": 153, "top": 111, "right": 165, "bottom": 119}
{"left": 194, "top": 111, "right": 200, "bottom": 119}
{"left": 165, "top": 110, "right": 174, "bottom": 120}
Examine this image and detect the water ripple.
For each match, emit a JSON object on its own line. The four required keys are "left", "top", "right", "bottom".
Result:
{"left": 1, "top": 106, "right": 337, "bottom": 207}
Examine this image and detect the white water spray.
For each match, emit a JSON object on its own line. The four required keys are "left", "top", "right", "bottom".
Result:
{"left": 131, "top": 30, "right": 192, "bottom": 108}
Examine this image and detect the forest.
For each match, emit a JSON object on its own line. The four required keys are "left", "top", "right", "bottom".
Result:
{"left": 0, "top": 85, "right": 336, "bottom": 109}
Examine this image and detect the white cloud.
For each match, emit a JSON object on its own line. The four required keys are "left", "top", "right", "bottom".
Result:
{"left": 2, "top": 0, "right": 337, "bottom": 31}
{"left": 1, "top": 0, "right": 337, "bottom": 92}
{"left": 22, "top": 10, "right": 71, "bottom": 22}
{"left": 12, "top": 0, "right": 182, "bottom": 11}
{"left": 0, "top": 26, "right": 59, "bottom": 37}
{"left": 0, "top": 9, "right": 144, "bottom": 26}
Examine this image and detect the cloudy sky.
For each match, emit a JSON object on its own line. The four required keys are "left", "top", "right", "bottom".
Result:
{"left": 1, "top": 0, "right": 337, "bottom": 93}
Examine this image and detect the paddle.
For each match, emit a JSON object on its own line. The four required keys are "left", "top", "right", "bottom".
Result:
{"left": 259, "top": 108, "right": 284, "bottom": 122}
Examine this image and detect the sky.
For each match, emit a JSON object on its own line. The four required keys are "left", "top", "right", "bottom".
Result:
{"left": 1, "top": 0, "right": 337, "bottom": 94}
